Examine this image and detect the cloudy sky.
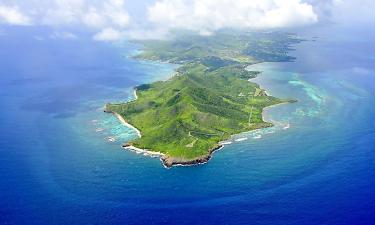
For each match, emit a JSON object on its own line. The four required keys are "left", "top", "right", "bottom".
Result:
{"left": 0, "top": 0, "right": 373, "bottom": 41}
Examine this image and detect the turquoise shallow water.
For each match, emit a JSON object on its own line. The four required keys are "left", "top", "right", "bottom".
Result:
{"left": 0, "top": 26, "right": 375, "bottom": 224}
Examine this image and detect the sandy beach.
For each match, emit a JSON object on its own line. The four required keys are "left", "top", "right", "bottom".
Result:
{"left": 123, "top": 145, "right": 165, "bottom": 158}
{"left": 112, "top": 112, "right": 142, "bottom": 138}
{"left": 106, "top": 85, "right": 291, "bottom": 168}
{"left": 133, "top": 89, "right": 138, "bottom": 100}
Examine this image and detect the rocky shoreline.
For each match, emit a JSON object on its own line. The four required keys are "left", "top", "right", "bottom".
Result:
{"left": 121, "top": 143, "right": 224, "bottom": 168}
{"left": 105, "top": 102, "right": 290, "bottom": 168}
{"left": 160, "top": 145, "right": 224, "bottom": 168}
{"left": 105, "top": 104, "right": 228, "bottom": 168}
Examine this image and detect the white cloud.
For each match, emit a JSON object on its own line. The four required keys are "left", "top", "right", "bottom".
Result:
{"left": 82, "top": 8, "right": 107, "bottom": 28}
{"left": 41, "top": 0, "right": 130, "bottom": 29}
{"left": 0, "top": 5, "right": 32, "bottom": 25}
{"left": 33, "top": 35, "right": 45, "bottom": 41}
{"left": 5, "top": 0, "right": 375, "bottom": 41}
{"left": 50, "top": 31, "right": 78, "bottom": 40}
{"left": 329, "top": 0, "right": 375, "bottom": 25}
{"left": 32, "top": 0, "right": 318, "bottom": 40}
{"left": 305, "top": 0, "right": 375, "bottom": 25}
{"left": 6, "top": 0, "right": 368, "bottom": 41}
{"left": 0, "top": 0, "right": 130, "bottom": 40}
{"left": 352, "top": 67, "right": 370, "bottom": 75}
{"left": 125, "top": 27, "right": 172, "bottom": 40}
{"left": 148, "top": 0, "right": 318, "bottom": 33}
{"left": 93, "top": 27, "right": 123, "bottom": 41}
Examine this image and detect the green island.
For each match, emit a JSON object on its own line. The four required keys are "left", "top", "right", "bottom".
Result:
{"left": 105, "top": 31, "right": 299, "bottom": 167}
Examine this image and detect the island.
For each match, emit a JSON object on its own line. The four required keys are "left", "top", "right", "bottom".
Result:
{"left": 105, "top": 31, "right": 299, "bottom": 168}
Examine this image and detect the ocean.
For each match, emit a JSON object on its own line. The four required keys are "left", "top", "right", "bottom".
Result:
{"left": 0, "top": 25, "right": 375, "bottom": 225}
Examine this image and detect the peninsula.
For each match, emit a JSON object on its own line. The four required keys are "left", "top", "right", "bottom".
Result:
{"left": 105, "top": 31, "right": 299, "bottom": 167}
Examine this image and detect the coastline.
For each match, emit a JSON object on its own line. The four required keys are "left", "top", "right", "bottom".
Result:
{"left": 121, "top": 143, "right": 224, "bottom": 168}
{"left": 262, "top": 101, "right": 291, "bottom": 122}
{"left": 133, "top": 89, "right": 138, "bottom": 100}
{"left": 106, "top": 89, "right": 141, "bottom": 137}
{"left": 105, "top": 110, "right": 142, "bottom": 138}
{"left": 103, "top": 32, "right": 302, "bottom": 168}
{"left": 122, "top": 144, "right": 165, "bottom": 158}
{"left": 105, "top": 105, "right": 229, "bottom": 168}
{"left": 106, "top": 63, "right": 294, "bottom": 168}
{"left": 245, "top": 62, "right": 296, "bottom": 128}
{"left": 106, "top": 104, "right": 287, "bottom": 168}
{"left": 160, "top": 145, "right": 224, "bottom": 168}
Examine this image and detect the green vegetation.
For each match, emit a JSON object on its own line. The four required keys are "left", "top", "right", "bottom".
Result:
{"left": 106, "top": 31, "right": 299, "bottom": 166}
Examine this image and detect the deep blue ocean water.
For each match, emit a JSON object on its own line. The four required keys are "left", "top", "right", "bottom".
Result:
{"left": 1, "top": 25, "right": 375, "bottom": 225}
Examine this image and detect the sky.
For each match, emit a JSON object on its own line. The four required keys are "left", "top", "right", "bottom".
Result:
{"left": 0, "top": 0, "right": 374, "bottom": 41}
